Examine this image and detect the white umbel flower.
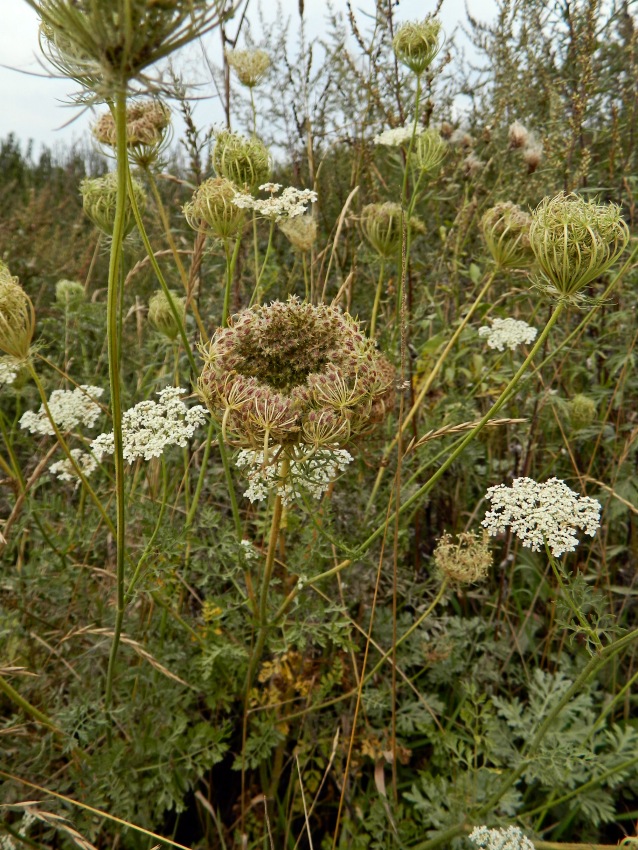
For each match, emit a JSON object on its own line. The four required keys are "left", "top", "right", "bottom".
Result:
{"left": 91, "top": 387, "right": 207, "bottom": 463}
{"left": 232, "top": 185, "right": 318, "bottom": 221}
{"left": 482, "top": 477, "right": 601, "bottom": 557}
{"left": 373, "top": 124, "right": 424, "bottom": 146}
{"left": 0, "top": 355, "right": 20, "bottom": 385}
{"left": 478, "top": 318, "right": 538, "bottom": 351}
{"left": 20, "top": 386, "right": 104, "bottom": 435}
{"left": 235, "top": 448, "right": 353, "bottom": 504}
{"left": 50, "top": 448, "right": 99, "bottom": 484}
{"left": 469, "top": 825, "right": 535, "bottom": 850}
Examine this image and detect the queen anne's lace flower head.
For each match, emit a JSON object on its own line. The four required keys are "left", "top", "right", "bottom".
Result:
{"left": 478, "top": 318, "right": 537, "bottom": 351}
{"left": 92, "top": 387, "right": 207, "bottom": 463}
{"left": 50, "top": 448, "right": 99, "bottom": 484}
{"left": 433, "top": 531, "right": 492, "bottom": 584}
{"left": 20, "top": 386, "right": 104, "bottom": 436}
{"left": 0, "top": 356, "right": 21, "bottom": 386}
{"left": 198, "top": 296, "right": 395, "bottom": 463}
{"left": 226, "top": 48, "right": 270, "bottom": 87}
{"left": 469, "top": 825, "right": 535, "bottom": 850}
{"left": 279, "top": 215, "right": 317, "bottom": 251}
{"left": 236, "top": 447, "right": 353, "bottom": 504}
{"left": 392, "top": 17, "right": 442, "bottom": 75}
{"left": 481, "top": 202, "right": 534, "bottom": 270}
{"left": 373, "top": 124, "right": 425, "bottom": 147}
{"left": 482, "top": 477, "right": 601, "bottom": 557}
{"left": 232, "top": 185, "right": 318, "bottom": 221}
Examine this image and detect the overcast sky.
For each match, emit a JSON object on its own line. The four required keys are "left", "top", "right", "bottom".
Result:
{"left": 0, "top": 0, "right": 496, "bottom": 156}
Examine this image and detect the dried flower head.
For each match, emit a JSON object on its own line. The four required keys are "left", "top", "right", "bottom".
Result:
{"left": 92, "top": 387, "right": 207, "bottom": 463}
{"left": 360, "top": 202, "right": 403, "bottom": 258}
{"left": 413, "top": 128, "right": 447, "bottom": 173}
{"left": 148, "top": 290, "right": 185, "bottom": 341}
{"left": 568, "top": 394, "right": 597, "bottom": 430}
{"left": 20, "top": 386, "right": 104, "bottom": 435}
{"left": 93, "top": 99, "right": 171, "bottom": 166}
{"left": 529, "top": 193, "right": 629, "bottom": 300}
{"left": 198, "top": 296, "right": 395, "bottom": 459}
{"left": 212, "top": 130, "right": 270, "bottom": 191}
{"left": 55, "top": 279, "right": 85, "bottom": 307}
{"left": 464, "top": 153, "right": 485, "bottom": 178}
{"left": 482, "top": 477, "right": 601, "bottom": 558}
{"left": 279, "top": 216, "right": 317, "bottom": 252}
{"left": 392, "top": 17, "right": 442, "bottom": 75}
{"left": 508, "top": 120, "right": 529, "bottom": 149}
{"left": 226, "top": 48, "right": 270, "bottom": 87}
{"left": 469, "top": 825, "right": 535, "bottom": 850}
{"left": 522, "top": 142, "right": 543, "bottom": 173}
{"left": 37, "top": 0, "right": 218, "bottom": 99}
{"left": 433, "top": 531, "right": 492, "bottom": 585}
{"left": 449, "top": 128, "right": 474, "bottom": 149}
{"left": 0, "top": 263, "right": 36, "bottom": 360}
{"left": 183, "top": 176, "right": 245, "bottom": 239}
{"left": 80, "top": 172, "right": 146, "bottom": 236}
{"left": 481, "top": 202, "right": 534, "bottom": 270}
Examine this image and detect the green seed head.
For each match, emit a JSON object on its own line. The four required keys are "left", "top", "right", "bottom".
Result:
{"left": 80, "top": 172, "right": 146, "bottom": 236}
{"left": 433, "top": 531, "right": 492, "bottom": 585}
{"left": 413, "top": 128, "right": 447, "bottom": 174}
{"left": 392, "top": 18, "right": 442, "bottom": 76}
{"left": 0, "top": 263, "right": 35, "bottom": 360}
{"left": 481, "top": 202, "right": 534, "bottom": 270}
{"left": 55, "top": 279, "right": 85, "bottom": 307}
{"left": 148, "top": 289, "right": 185, "bottom": 341}
{"left": 226, "top": 49, "right": 271, "bottom": 88}
{"left": 212, "top": 130, "right": 271, "bottom": 191}
{"left": 529, "top": 192, "right": 629, "bottom": 299}
{"left": 183, "top": 177, "right": 245, "bottom": 239}
{"left": 568, "top": 394, "right": 597, "bottom": 431}
{"left": 360, "top": 202, "right": 403, "bottom": 258}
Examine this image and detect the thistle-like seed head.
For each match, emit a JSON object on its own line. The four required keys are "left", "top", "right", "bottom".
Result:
{"left": 198, "top": 296, "right": 395, "bottom": 451}
{"left": 212, "top": 130, "right": 271, "bottom": 191}
{"left": 507, "top": 120, "right": 529, "bottom": 149}
{"left": 226, "top": 48, "right": 271, "bottom": 88}
{"left": 392, "top": 17, "right": 442, "bottom": 76}
{"left": 278, "top": 215, "right": 317, "bottom": 252}
{"left": 80, "top": 172, "right": 146, "bottom": 236}
{"left": 433, "top": 531, "right": 492, "bottom": 585}
{"left": 0, "top": 263, "right": 35, "bottom": 360}
{"left": 529, "top": 192, "right": 629, "bottom": 299}
{"left": 481, "top": 202, "right": 534, "bottom": 270}
{"left": 413, "top": 128, "right": 447, "bottom": 174}
{"left": 183, "top": 176, "right": 245, "bottom": 239}
{"left": 360, "top": 202, "right": 403, "bottom": 258}
{"left": 148, "top": 290, "right": 185, "bottom": 341}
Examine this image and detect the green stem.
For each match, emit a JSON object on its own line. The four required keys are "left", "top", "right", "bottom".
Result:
{"left": 104, "top": 89, "right": 130, "bottom": 718}
{"left": 0, "top": 674, "right": 62, "bottom": 733}
{"left": 546, "top": 544, "right": 603, "bottom": 652}
{"left": 369, "top": 259, "right": 385, "bottom": 339}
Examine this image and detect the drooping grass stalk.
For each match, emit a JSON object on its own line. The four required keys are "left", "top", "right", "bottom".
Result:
{"left": 367, "top": 269, "right": 497, "bottom": 512}
{"left": 103, "top": 89, "right": 131, "bottom": 719}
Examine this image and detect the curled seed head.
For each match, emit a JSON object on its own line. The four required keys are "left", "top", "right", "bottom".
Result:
{"left": 226, "top": 48, "right": 271, "bottom": 87}
{"left": 0, "top": 263, "right": 35, "bottom": 360}
{"left": 212, "top": 130, "right": 271, "bottom": 191}
{"left": 413, "top": 128, "right": 447, "bottom": 174}
{"left": 80, "top": 172, "right": 146, "bottom": 236}
{"left": 392, "top": 17, "right": 442, "bottom": 76}
{"left": 360, "top": 202, "right": 403, "bottom": 258}
{"left": 183, "top": 177, "right": 245, "bottom": 238}
{"left": 55, "top": 279, "right": 85, "bottom": 307}
{"left": 568, "top": 394, "right": 597, "bottom": 431}
{"left": 529, "top": 192, "right": 629, "bottom": 299}
{"left": 148, "top": 290, "right": 185, "bottom": 341}
{"left": 481, "top": 202, "right": 534, "bottom": 270}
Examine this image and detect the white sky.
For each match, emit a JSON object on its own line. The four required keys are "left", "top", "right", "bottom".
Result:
{"left": 0, "top": 0, "right": 496, "bottom": 155}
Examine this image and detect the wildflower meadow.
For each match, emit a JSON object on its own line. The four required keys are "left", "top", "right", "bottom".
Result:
{"left": 1, "top": 2, "right": 638, "bottom": 850}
